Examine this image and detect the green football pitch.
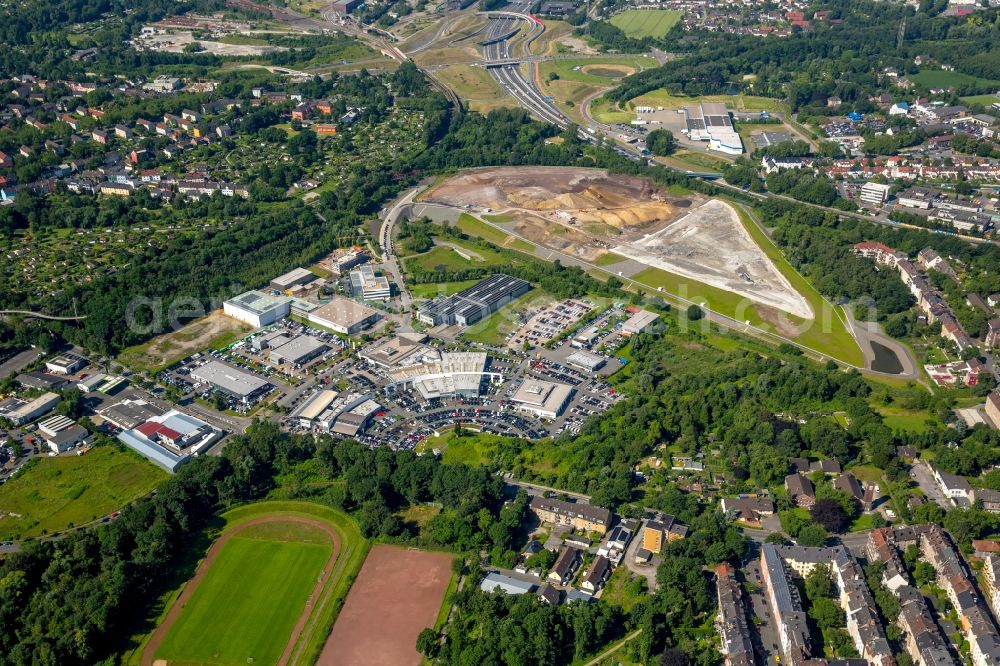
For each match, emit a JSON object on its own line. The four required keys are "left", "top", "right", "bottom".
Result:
{"left": 154, "top": 529, "right": 333, "bottom": 665}
{"left": 609, "top": 9, "right": 683, "bottom": 39}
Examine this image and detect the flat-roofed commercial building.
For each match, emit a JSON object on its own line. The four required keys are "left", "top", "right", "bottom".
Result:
{"left": 191, "top": 360, "right": 271, "bottom": 401}
{"left": 45, "top": 352, "right": 87, "bottom": 374}
{"left": 565, "top": 350, "right": 605, "bottom": 372}
{"left": 118, "top": 409, "right": 221, "bottom": 473}
{"left": 223, "top": 290, "right": 291, "bottom": 327}
{"left": 330, "top": 398, "right": 380, "bottom": 437}
{"left": 99, "top": 399, "right": 165, "bottom": 430}
{"left": 76, "top": 373, "right": 106, "bottom": 392}
{"left": 290, "top": 389, "right": 339, "bottom": 428}
{"left": 417, "top": 274, "right": 531, "bottom": 327}
{"left": 349, "top": 265, "right": 391, "bottom": 301}
{"left": 387, "top": 351, "right": 492, "bottom": 400}
{"left": 0, "top": 392, "right": 61, "bottom": 426}
{"left": 268, "top": 334, "right": 327, "bottom": 366}
{"left": 860, "top": 182, "right": 892, "bottom": 206}
{"left": 291, "top": 390, "right": 381, "bottom": 436}
{"left": 360, "top": 333, "right": 431, "bottom": 369}
{"left": 621, "top": 309, "right": 659, "bottom": 336}
{"left": 270, "top": 267, "right": 316, "bottom": 292}
{"left": 304, "top": 296, "right": 380, "bottom": 335}
{"left": 897, "top": 187, "right": 938, "bottom": 210}
{"left": 511, "top": 379, "right": 573, "bottom": 419}
{"left": 325, "top": 248, "right": 366, "bottom": 275}
{"left": 683, "top": 102, "right": 743, "bottom": 155}
{"left": 38, "top": 415, "right": 90, "bottom": 453}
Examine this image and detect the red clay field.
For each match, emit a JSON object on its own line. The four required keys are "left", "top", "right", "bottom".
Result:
{"left": 317, "top": 545, "right": 453, "bottom": 666}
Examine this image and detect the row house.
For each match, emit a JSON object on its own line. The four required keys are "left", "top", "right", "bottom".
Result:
{"left": 715, "top": 563, "right": 757, "bottom": 666}
{"left": 921, "top": 527, "right": 1000, "bottom": 666}
{"left": 856, "top": 242, "right": 976, "bottom": 346}
{"left": 832, "top": 551, "right": 895, "bottom": 666}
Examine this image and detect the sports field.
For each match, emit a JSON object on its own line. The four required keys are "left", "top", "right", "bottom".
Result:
{"left": 961, "top": 93, "right": 1000, "bottom": 107}
{"left": 912, "top": 68, "right": 1000, "bottom": 89}
{"left": 317, "top": 545, "right": 454, "bottom": 666}
{"left": 609, "top": 9, "right": 683, "bottom": 39}
{"left": 155, "top": 530, "right": 331, "bottom": 665}
{"left": 145, "top": 502, "right": 368, "bottom": 666}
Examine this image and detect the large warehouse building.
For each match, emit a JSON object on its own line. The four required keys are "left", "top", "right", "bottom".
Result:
{"left": 511, "top": 379, "right": 574, "bottom": 419}
{"left": 682, "top": 102, "right": 743, "bottom": 155}
{"left": 118, "top": 409, "right": 222, "bottom": 473}
{"left": 223, "top": 290, "right": 291, "bottom": 327}
{"left": 303, "top": 296, "right": 381, "bottom": 335}
{"left": 270, "top": 267, "right": 317, "bottom": 292}
{"left": 621, "top": 309, "right": 660, "bottom": 336}
{"left": 417, "top": 274, "right": 531, "bottom": 327}
{"left": 565, "top": 350, "right": 606, "bottom": 372}
{"left": 191, "top": 360, "right": 271, "bottom": 402}
{"left": 267, "top": 334, "right": 328, "bottom": 366}
{"left": 0, "top": 392, "right": 61, "bottom": 426}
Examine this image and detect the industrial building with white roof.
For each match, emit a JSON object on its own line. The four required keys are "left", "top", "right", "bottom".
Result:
{"left": 190, "top": 360, "right": 272, "bottom": 401}
{"left": 302, "top": 296, "right": 381, "bottom": 335}
{"left": 223, "top": 290, "right": 291, "bottom": 327}
{"left": 117, "top": 409, "right": 221, "bottom": 473}
{"left": 682, "top": 102, "right": 743, "bottom": 155}
{"left": 511, "top": 379, "right": 574, "bottom": 419}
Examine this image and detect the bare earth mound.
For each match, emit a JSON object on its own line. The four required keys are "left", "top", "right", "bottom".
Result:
{"left": 613, "top": 200, "right": 813, "bottom": 319}
{"left": 426, "top": 168, "right": 811, "bottom": 319}
{"left": 426, "top": 166, "right": 681, "bottom": 230}
{"left": 317, "top": 546, "right": 452, "bottom": 666}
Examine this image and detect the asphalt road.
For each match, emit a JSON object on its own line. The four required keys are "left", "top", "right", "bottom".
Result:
{"left": 0, "top": 348, "right": 44, "bottom": 379}
{"left": 379, "top": 187, "right": 421, "bottom": 318}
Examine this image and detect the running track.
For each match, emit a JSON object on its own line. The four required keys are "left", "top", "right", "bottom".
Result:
{"left": 142, "top": 514, "right": 342, "bottom": 666}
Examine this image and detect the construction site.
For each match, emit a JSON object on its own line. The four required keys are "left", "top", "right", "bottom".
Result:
{"left": 423, "top": 166, "right": 692, "bottom": 263}
{"left": 613, "top": 200, "right": 813, "bottom": 319}
{"left": 423, "top": 167, "right": 812, "bottom": 319}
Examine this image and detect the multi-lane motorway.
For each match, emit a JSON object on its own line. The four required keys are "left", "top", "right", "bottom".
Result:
{"left": 481, "top": 6, "right": 569, "bottom": 129}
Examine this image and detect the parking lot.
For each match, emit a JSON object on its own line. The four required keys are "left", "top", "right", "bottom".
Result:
{"left": 158, "top": 320, "right": 351, "bottom": 415}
